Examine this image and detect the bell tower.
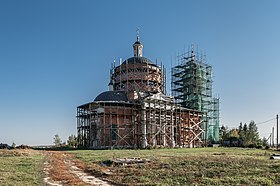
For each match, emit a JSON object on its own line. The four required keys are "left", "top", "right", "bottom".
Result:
{"left": 133, "top": 30, "right": 143, "bottom": 57}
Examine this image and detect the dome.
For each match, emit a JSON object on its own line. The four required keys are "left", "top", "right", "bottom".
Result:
{"left": 94, "top": 91, "right": 128, "bottom": 102}
{"left": 122, "top": 56, "right": 156, "bottom": 66}
{"left": 134, "top": 40, "right": 142, "bottom": 45}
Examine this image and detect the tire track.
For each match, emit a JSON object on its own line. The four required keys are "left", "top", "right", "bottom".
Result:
{"left": 43, "top": 151, "right": 111, "bottom": 186}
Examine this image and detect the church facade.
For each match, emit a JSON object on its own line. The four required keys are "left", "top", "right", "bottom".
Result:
{"left": 77, "top": 35, "right": 205, "bottom": 149}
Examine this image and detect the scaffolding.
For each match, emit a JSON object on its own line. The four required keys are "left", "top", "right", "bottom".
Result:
{"left": 171, "top": 45, "right": 220, "bottom": 143}
{"left": 77, "top": 101, "right": 139, "bottom": 148}
{"left": 142, "top": 93, "right": 204, "bottom": 148}
{"left": 77, "top": 93, "right": 204, "bottom": 149}
{"left": 77, "top": 38, "right": 208, "bottom": 149}
{"left": 111, "top": 57, "right": 166, "bottom": 95}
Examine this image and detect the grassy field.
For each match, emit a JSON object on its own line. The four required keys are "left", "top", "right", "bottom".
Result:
{"left": 69, "top": 148, "right": 280, "bottom": 185}
{"left": 0, "top": 148, "right": 279, "bottom": 185}
{"left": 0, "top": 150, "right": 45, "bottom": 186}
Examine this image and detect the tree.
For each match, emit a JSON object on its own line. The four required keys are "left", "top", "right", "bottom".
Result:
{"left": 67, "top": 134, "right": 77, "bottom": 148}
{"left": 221, "top": 121, "right": 262, "bottom": 147}
{"left": 53, "top": 134, "right": 62, "bottom": 146}
{"left": 239, "top": 123, "right": 248, "bottom": 145}
{"left": 239, "top": 121, "right": 261, "bottom": 147}
{"left": 247, "top": 121, "right": 261, "bottom": 146}
{"left": 243, "top": 123, "right": 248, "bottom": 132}
{"left": 220, "top": 125, "right": 229, "bottom": 142}
{"left": 262, "top": 137, "right": 268, "bottom": 147}
{"left": 238, "top": 122, "right": 243, "bottom": 135}
{"left": 230, "top": 129, "right": 239, "bottom": 138}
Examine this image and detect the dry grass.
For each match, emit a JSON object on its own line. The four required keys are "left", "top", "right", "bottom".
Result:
{"left": 1, "top": 148, "right": 279, "bottom": 185}
{"left": 69, "top": 148, "right": 280, "bottom": 185}
{"left": 0, "top": 149, "right": 44, "bottom": 185}
{"left": 0, "top": 149, "right": 41, "bottom": 157}
{"left": 46, "top": 151, "right": 85, "bottom": 185}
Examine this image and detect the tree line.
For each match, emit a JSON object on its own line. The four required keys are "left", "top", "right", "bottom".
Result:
{"left": 53, "top": 134, "right": 77, "bottom": 148}
{"left": 220, "top": 121, "right": 266, "bottom": 148}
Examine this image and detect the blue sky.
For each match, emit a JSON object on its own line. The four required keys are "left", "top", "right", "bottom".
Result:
{"left": 0, "top": 0, "right": 280, "bottom": 145}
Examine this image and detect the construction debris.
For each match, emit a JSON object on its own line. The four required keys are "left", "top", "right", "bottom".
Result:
{"left": 270, "top": 154, "right": 280, "bottom": 160}
{"left": 112, "top": 157, "right": 151, "bottom": 166}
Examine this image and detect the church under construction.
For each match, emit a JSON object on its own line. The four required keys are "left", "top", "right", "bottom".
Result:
{"left": 76, "top": 34, "right": 219, "bottom": 149}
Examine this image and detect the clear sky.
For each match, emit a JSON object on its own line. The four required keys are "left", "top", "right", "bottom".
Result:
{"left": 0, "top": 0, "right": 280, "bottom": 146}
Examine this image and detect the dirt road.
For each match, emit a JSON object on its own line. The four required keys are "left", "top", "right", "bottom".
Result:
{"left": 43, "top": 151, "right": 111, "bottom": 186}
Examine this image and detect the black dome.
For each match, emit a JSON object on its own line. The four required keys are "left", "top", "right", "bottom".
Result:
{"left": 134, "top": 41, "right": 141, "bottom": 45}
{"left": 94, "top": 91, "right": 128, "bottom": 102}
{"left": 122, "top": 57, "right": 156, "bottom": 66}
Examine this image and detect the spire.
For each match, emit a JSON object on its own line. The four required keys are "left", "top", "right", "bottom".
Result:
{"left": 133, "top": 28, "right": 143, "bottom": 57}
{"left": 136, "top": 28, "right": 140, "bottom": 42}
{"left": 191, "top": 44, "right": 195, "bottom": 62}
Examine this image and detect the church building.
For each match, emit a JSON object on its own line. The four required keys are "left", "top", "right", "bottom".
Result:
{"left": 76, "top": 35, "right": 205, "bottom": 149}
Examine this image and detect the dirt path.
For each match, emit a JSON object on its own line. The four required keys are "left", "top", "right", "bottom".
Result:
{"left": 43, "top": 151, "right": 111, "bottom": 186}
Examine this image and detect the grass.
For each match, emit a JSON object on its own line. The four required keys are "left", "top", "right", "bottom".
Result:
{"left": 0, "top": 150, "right": 45, "bottom": 186}
{"left": 0, "top": 148, "right": 279, "bottom": 185}
{"left": 69, "top": 148, "right": 280, "bottom": 185}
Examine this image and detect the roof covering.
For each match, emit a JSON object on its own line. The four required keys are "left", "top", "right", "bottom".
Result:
{"left": 94, "top": 91, "right": 128, "bottom": 102}
{"left": 134, "top": 40, "right": 142, "bottom": 45}
{"left": 122, "top": 56, "right": 156, "bottom": 66}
